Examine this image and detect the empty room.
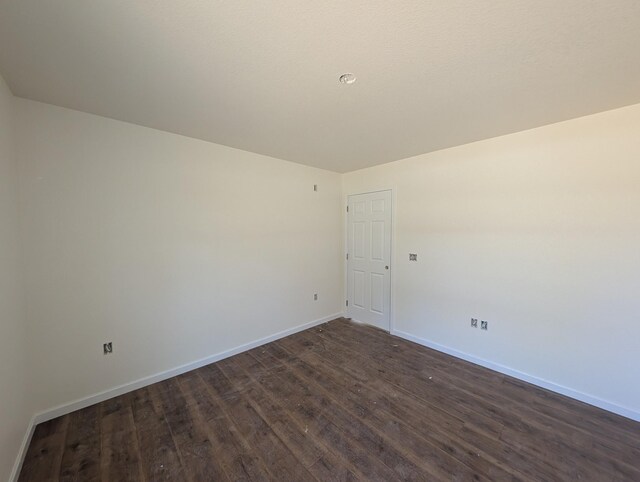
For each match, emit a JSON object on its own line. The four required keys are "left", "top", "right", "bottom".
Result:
{"left": 1, "top": 1, "right": 639, "bottom": 481}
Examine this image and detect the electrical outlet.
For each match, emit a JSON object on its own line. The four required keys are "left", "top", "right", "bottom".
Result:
{"left": 471, "top": 318, "right": 478, "bottom": 328}
{"left": 481, "top": 320, "right": 488, "bottom": 330}
{"left": 314, "top": 293, "right": 318, "bottom": 301}
{"left": 103, "top": 342, "right": 113, "bottom": 354}
{"left": 409, "top": 253, "right": 417, "bottom": 261}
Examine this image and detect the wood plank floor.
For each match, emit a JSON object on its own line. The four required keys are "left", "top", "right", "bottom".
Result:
{"left": 19, "top": 318, "right": 640, "bottom": 481}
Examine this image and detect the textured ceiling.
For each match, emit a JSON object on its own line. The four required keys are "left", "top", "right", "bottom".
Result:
{"left": 1, "top": 1, "right": 640, "bottom": 172}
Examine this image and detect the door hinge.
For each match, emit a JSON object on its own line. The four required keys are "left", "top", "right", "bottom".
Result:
{"left": 346, "top": 205, "right": 349, "bottom": 213}
{"left": 346, "top": 253, "right": 349, "bottom": 260}
{"left": 346, "top": 300, "right": 349, "bottom": 307}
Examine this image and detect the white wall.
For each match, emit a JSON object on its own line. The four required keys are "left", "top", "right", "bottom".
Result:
{"left": 15, "top": 98, "right": 343, "bottom": 415}
{"left": 0, "top": 76, "right": 30, "bottom": 481}
{"left": 343, "top": 103, "right": 640, "bottom": 417}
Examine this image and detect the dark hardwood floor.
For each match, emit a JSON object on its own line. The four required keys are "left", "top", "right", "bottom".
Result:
{"left": 19, "top": 318, "right": 640, "bottom": 481}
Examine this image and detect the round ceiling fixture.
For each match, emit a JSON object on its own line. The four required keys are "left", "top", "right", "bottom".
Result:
{"left": 339, "top": 73, "right": 357, "bottom": 85}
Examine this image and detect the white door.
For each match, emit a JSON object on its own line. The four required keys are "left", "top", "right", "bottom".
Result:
{"left": 347, "top": 190, "right": 392, "bottom": 331}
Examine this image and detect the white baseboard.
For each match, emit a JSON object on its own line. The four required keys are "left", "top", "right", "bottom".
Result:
{"left": 34, "top": 312, "right": 342, "bottom": 424}
{"left": 10, "top": 313, "right": 341, "bottom": 481}
{"left": 9, "top": 415, "right": 36, "bottom": 482}
{"left": 392, "top": 329, "right": 640, "bottom": 423}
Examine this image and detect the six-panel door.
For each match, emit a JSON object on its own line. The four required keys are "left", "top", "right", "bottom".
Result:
{"left": 347, "top": 190, "right": 392, "bottom": 331}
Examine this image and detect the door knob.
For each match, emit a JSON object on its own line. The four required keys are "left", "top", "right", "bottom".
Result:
{"left": 385, "top": 266, "right": 389, "bottom": 270}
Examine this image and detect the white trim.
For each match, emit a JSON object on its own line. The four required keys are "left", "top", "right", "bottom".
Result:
{"left": 33, "top": 313, "right": 342, "bottom": 424}
{"left": 9, "top": 313, "right": 342, "bottom": 481}
{"left": 392, "top": 329, "right": 640, "bottom": 423}
{"left": 9, "top": 416, "right": 37, "bottom": 482}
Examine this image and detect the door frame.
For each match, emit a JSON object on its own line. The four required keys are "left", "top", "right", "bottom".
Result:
{"left": 343, "top": 188, "right": 396, "bottom": 333}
